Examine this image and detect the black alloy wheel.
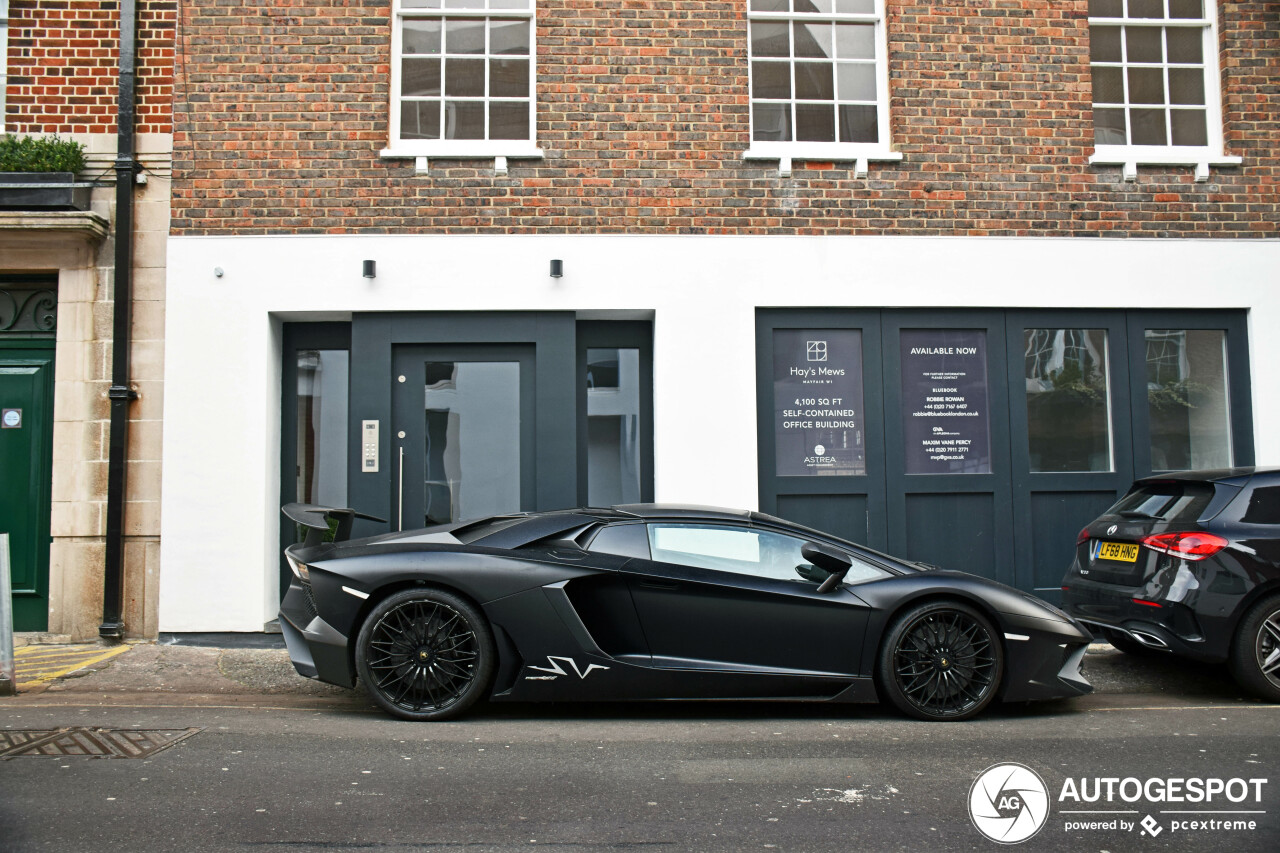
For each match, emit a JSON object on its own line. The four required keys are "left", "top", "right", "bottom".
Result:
{"left": 1229, "top": 594, "right": 1280, "bottom": 703}
{"left": 355, "top": 588, "right": 496, "bottom": 721}
{"left": 877, "top": 601, "right": 1003, "bottom": 721}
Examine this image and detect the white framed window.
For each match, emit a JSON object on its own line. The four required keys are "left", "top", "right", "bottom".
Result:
{"left": 744, "top": 0, "right": 900, "bottom": 175}
{"left": 382, "top": 0, "right": 542, "bottom": 165}
{"left": 1087, "top": 0, "right": 1239, "bottom": 180}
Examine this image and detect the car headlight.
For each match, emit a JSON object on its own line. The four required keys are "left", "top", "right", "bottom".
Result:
{"left": 286, "top": 553, "right": 310, "bottom": 582}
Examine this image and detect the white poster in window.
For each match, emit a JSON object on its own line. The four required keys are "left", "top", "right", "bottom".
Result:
{"left": 773, "top": 329, "right": 866, "bottom": 477}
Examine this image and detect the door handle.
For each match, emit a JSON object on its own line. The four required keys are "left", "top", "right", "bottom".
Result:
{"left": 638, "top": 580, "right": 679, "bottom": 590}
{"left": 397, "top": 445, "right": 405, "bottom": 531}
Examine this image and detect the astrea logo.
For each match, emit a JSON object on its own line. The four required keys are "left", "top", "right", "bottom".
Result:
{"left": 969, "top": 763, "right": 1050, "bottom": 844}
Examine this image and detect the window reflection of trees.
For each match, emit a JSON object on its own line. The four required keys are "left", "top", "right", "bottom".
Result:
{"left": 1024, "top": 329, "right": 1111, "bottom": 473}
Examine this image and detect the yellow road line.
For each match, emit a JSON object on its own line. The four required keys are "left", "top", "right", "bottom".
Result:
{"left": 13, "top": 645, "right": 131, "bottom": 687}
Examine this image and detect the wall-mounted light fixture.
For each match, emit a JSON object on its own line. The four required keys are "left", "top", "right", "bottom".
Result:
{"left": 363, "top": 260, "right": 377, "bottom": 279}
{"left": 550, "top": 259, "right": 563, "bottom": 278}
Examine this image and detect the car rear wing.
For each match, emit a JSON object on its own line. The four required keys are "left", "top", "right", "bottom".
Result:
{"left": 282, "top": 503, "right": 386, "bottom": 547}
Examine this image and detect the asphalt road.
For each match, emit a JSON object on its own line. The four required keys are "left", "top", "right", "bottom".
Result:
{"left": 1, "top": 647, "right": 1278, "bottom": 852}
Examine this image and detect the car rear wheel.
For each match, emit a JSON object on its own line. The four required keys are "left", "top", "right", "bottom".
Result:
{"left": 1229, "top": 594, "right": 1280, "bottom": 703}
{"left": 355, "top": 588, "right": 496, "bottom": 721}
{"left": 877, "top": 601, "right": 1003, "bottom": 721}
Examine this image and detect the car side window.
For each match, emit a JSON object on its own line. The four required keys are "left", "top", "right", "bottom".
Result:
{"left": 644, "top": 523, "right": 886, "bottom": 585}
{"left": 587, "top": 522, "right": 652, "bottom": 560}
{"left": 1241, "top": 485, "right": 1280, "bottom": 525}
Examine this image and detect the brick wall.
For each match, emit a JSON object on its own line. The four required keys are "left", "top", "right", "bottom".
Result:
{"left": 5, "top": 0, "right": 176, "bottom": 134}
{"left": 170, "top": 1, "right": 1278, "bottom": 236}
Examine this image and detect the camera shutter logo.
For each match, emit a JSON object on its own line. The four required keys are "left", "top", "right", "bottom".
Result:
{"left": 968, "top": 763, "right": 1050, "bottom": 844}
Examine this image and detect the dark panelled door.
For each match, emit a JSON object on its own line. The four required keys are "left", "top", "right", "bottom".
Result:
{"left": 1, "top": 343, "right": 55, "bottom": 631}
{"left": 391, "top": 345, "right": 536, "bottom": 530}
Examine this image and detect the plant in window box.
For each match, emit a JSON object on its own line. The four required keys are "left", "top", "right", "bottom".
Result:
{"left": 0, "top": 135, "right": 91, "bottom": 212}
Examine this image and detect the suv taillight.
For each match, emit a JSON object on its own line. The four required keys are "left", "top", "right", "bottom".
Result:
{"left": 1139, "top": 531, "right": 1229, "bottom": 561}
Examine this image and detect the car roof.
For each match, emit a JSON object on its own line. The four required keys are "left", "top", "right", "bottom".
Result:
{"left": 610, "top": 503, "right": 756, "bottom": 521}
{"left": 1136, "top": 466, "right": 1280, "bottom": 488}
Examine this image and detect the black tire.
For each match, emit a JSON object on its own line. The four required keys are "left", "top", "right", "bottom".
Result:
{"left": 1229, "top": 594, "right": 1280, "bottom": 703}
{"left": 355, "top": 587, "right": 496, "bottom": 721}
{"left": 877, "top": 600, "right": 1004, "bottom": 721}
{"left": 1102, "top": 627, "right": 1156, "bottom": 657}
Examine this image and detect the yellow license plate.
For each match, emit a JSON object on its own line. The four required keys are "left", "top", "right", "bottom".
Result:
{"left": 1096, "top": 541, "right": 1140, "bottom": 563}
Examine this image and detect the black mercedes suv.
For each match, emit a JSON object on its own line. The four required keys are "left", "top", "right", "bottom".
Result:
{"left": 1061, "top": 467, "right": 1280, "bottom": 702}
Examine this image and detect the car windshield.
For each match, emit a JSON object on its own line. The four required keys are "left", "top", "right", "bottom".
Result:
{"left": 1107, "top": 481, "right": 1215, "bottom": 524}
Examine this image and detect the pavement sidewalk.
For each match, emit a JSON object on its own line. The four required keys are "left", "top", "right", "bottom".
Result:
{"left": 0, "top": 638, "right": 1257, "bottom": 711}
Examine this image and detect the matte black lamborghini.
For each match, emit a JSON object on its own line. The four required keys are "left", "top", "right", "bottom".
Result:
{"left": 280, "top": 503, "right": 1093, "bottom": 722}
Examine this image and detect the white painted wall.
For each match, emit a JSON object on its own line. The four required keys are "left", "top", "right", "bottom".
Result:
{"left": 159, "top": 235, "right": 1280, "bottom": 631}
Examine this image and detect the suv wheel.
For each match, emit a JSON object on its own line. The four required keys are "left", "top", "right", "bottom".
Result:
{"left": 1229, "top": 594, "right": 1280, "bottom": 703}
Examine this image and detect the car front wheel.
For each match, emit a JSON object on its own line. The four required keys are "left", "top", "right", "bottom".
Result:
{"left": 1229, "top": 594, "right": 1280, "bottom": 703}
{"left": 355, "top": 587, "right": 496, "bottom": 721}
{"left": 877, "top": 600, "right": 1004, "bottom": 721}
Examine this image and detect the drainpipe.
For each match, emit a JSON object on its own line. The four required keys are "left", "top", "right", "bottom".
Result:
{"left": 100, "top": 0, "right": 139, "bottom": 641}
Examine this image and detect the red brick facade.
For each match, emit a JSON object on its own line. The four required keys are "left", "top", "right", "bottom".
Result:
{"left": 168, "top": 1, "right": 1277, "bottom": 236}
{"left": 5, "top": 0, "right": 175, "bottom": 134}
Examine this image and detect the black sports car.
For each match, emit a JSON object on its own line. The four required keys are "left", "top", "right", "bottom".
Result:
{"left": 280, "top": 503, "right": 1092, "bottom": 722}
{"left": 1062, "top": 467, "right": 1280, "bottom": 702}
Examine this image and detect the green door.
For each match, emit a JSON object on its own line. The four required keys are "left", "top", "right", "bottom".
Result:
{"left": 1, "top": 342, "right": 55, "bottom": 631}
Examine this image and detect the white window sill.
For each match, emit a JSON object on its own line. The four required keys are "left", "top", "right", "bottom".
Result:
{"left": 743, "top": 144, "right": 902, "bottom": 178}
{"left": 1089, "top": 146, "right": 1243, "bottom": 182}
{"left": 379, "top": 144, "right": 544, "bottom": 176}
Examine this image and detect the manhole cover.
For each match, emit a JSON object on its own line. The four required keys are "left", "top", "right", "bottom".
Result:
{"left": 0, "top": 727, "right": 200, "bottom": 758}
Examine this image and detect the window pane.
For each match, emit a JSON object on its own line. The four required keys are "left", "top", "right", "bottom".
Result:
{"left": 750, "top": 0, "right": 789, "bottom": 10}
{"left": 1091, "top": 26, "right": 1122, "bottom": 63}
{"left": 648, "top": 524, "right": 814, "bottom": 583}
{"left": 1093, "top": 107, "right": 1127, "bottom": 144}
{"left": 1127, "top": 67, "right": 1165, "bottom": 104}
{"left": 490, "top": 58, "right": 528, "bottom": 97}
{"left": 1088, "top": 0, "right": 1122, "bottom": 16}
{"left": 796, "top": 103, "right": 835, "bottom": 141}
{"left": 1241, "top": 487, "right": 1280, "bottom": 526}
{"left": 1168, "top": 67, "right": 1205, "bottom": 104}
{"left": 1130, "top": 107, "right": 1167, "bottom": 144}
{"left": 837, "top": 63, "right": 876, "bottom": 101}
{"left": 401, "top": 100, "right": 441, "bottom": 139}
{"left": 445, "top": 58, "right": 484, "bottom": 96}
{"left": 1146, "top": 330, "right": 1232, "bottom": 470}
{"left": 1126, "top": 27, "right": 1163, "bottom": 63}
{"left": 752, "top": 61, "right": 792, "bottom": 99}
{"left": 1168, "top": 0, "right": 1203, "bottom": 18}
{"left": 795, "top": 0, "right": 834, "bottom": 12}
{"left": 1166, "top": 27, "right": 1203, "bottom": 63}
{"left": 402, "top": 58, "right": 442, "bottom": 97}
{"left": 445, "top": 18, "right": 486, "bottom": 54}
{"left": 444, "top": 100, "right": 485, "bottom": 138}
{"left": 296, "top": 350, "right": 349, "bottom": 507}
{"left": 1024, "top": 329, "right": 1112, "bottom": 473}
{"left": 423, "top": 362, "right": 521, "bottom": 525}
{"left": 403, "top": 19, "right": 443, "bottom": 55}
{"left": 1129, "top": 0, "right": 1164, "bottom": 18}
{"left": 838, "top": 104, "right": 878, "bottom": 142}
{"left": 1091, "top": 65, "right": 1124, "bottom": 103}
{"left": 490, "top": 19, "right": 529, "bottom": 55}
{"left": 1170, "top": 109, "right": 1208, "bottom": 146}
{"left": 753, "top": 102, "right": 792, "bottom": 141}
{"left": 795, "top": 62, "right": 834, "bottom": 100}
{"left": 586, "top": 348, "right": 642, "bottom": 507}
{"left": 794, "top": 23, "right": 833, "bottom": 59}
{"left": 752, "top": 22, "right": 790, "bottom": 58}
{"left": 489, "top": 101, "right": 528, "bottom": 139}
{"left": 403, "top": 0, "right": 444, "bottom": 7}
{"left": 835, "top": 23, "right": 875, "bottom": 60}
{"left": 835, "top": 0, "right": 875, "bottom": 11}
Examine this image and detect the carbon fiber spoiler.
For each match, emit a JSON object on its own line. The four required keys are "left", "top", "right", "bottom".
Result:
{"left": 282, "top": 503, "right": 386, "bottom": 547}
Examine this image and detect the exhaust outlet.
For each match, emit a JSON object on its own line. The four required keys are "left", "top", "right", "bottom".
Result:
{"left": 1131, "top": 630, "right": 1170, "bottom": 650}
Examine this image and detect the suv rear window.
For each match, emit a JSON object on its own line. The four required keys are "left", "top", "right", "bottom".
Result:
{"left": 1108, "top": 481, "right": 1215, "bottom": 525}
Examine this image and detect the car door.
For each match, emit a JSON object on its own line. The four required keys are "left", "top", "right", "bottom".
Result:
{"left": 619, "top": 521, "right": 873, "bottom": 680}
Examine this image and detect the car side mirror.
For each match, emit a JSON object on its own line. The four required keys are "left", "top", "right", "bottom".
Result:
{"left": 801, "top": 542, "right": 852, "bottom": 593}
{"left": 795, "top": 563, "right": 830, "bottom": 584}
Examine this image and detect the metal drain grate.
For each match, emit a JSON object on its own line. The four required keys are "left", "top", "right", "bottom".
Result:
{"left": 0, "top": 727, "right": 200, "bottom": 758}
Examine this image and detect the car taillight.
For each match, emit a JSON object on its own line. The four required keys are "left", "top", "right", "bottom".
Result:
{"left": 1132, "top": 598, "right": 1163, "bottom": 608}
{"left": 1076, "top": 527, "right": 1090, "bottom": 545}
{"left": 1139, "top": 531, "right": 1229, "bottom": 561}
